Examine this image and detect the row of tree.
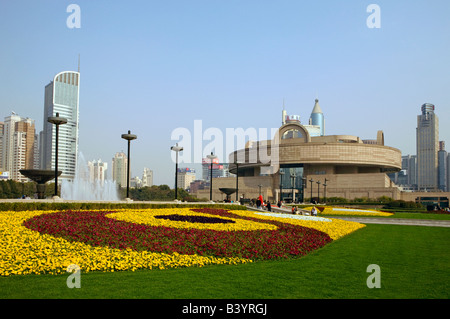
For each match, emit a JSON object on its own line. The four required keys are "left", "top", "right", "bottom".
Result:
{"left": 118, "top": 185, "right": 205, "bottom": 202}
{"left": 0, "top": 179, "right": 204, "bottom": 202}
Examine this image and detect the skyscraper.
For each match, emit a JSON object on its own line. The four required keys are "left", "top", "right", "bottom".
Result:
{"left": 402, "top": 155, "right": 417, "bottom": 189}
{"left": 177, "top": 168, "right": 196, "bottom": 190}
{"left": 202, "top": 157, "right": 226, "bottom": 181}
{"left": 88, "top": 159, "right": 108, "bottom": 185}
{"left": 309, "top": 99, "right": 325, "bottom": 136}
{"left": 438, "top": 142, "right": 447, "bottom": 192}
{"left": 41, "top": 71, "right": 80, "bottom": 181}
{"left": 447, "top": 155, "right": 450, "bottom": 193}
{"left": 416, "top": 103, "right": 439, "bottom": 191}
{"left": 112, "top": 152, "right": 128, "bottom": 187}
{"left": 142, "top": 167, "right": 153, "bottom": 187}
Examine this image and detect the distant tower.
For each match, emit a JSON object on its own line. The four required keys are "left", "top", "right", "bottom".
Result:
{"left": 282, "top": 99, "right": 287, "bottom": 125}
{"left": 309, "top": 99, "right": 325, "bottom": 136}
{"left": 1, "top": 113, "right": 37, "bottom": 182}
{"left": 112, "top": 152, "right": 128, "bottom": 187}
{"left": 42, "top": 70, "right": 80, "bottom": 181}
{"left": 416, "top": 103, "right": 439, "bottom": 191}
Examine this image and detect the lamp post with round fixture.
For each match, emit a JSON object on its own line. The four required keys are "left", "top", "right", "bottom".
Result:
{"left": 234, "top": 160, "right": 242, "bottom": 202}
{"left": 309, "top": 178, "right": 314, "bottom": 203}
{"left": 301, "top": 177, "right": 306, "bottom": 203}
{"left": 279, "top": 169, "right": 285, "bottom": 203}
{"left": 171, "top": 143, "right": 183, "bottom": 200}
{"left": 316, "top": 180, "right": 321, "bottom": 204}
{"left": 121, "top": 130, "right": 137, "bottom": 199}
{"left": 47, "top": 112, "right": 67, "bottom": 197}
{"left": 323, "top": 178, "right": 328, "bottom": 203}
{"left": 207, "top": 152, "right": 217, "bottom": 201}
{"left": 290, "top": 174, "right": 296, "bottom": 203}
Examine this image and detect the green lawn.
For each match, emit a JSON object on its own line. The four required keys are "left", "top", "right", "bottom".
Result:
{"left": 320, "top": 212, "right": 450, "bottom": 220}
{"left": 1, "top": 224, "right": 449, "bottom": 299}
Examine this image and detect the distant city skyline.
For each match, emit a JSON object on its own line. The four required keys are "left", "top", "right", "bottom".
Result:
{"left": 1, "top": 1, "right": 449, "bottom": 186}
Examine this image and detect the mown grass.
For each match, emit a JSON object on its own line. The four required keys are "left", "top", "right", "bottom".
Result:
{"left": 320, "top": 212, "right": 450, "bottom": 220}
{"left": 1, "top": 224, "right": 448, "bottom": 299}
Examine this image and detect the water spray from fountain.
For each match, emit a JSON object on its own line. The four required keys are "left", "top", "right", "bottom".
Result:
{"left": 61, "top": 152, "right": 120, "bottom": 201}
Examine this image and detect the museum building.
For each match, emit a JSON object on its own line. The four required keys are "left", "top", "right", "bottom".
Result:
{"left": 193, "top": 99, "right": 404, "bottom": 202}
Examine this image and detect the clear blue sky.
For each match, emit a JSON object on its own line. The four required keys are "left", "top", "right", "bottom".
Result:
{"left": 1, "top": 0, "right": 449, "bottom": 186}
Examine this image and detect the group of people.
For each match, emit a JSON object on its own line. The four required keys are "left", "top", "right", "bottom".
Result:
{"left": 292, "top": 205, "right": 318, "bottom": 216}
{"left": 250, "top": 195, "right": 272, "bottom": 211}
{"left": 249, "top": 197, "right": 319, "bottom": 216}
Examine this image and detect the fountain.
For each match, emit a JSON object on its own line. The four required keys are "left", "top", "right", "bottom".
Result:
{"left": 20, "top": 169, "right": 62, "bottom": 199}
{"left": 219, "top": 187, "right": 237, "bottom": 202}
{"left": 61, "top": 152, "right": 120, "bottom": 201}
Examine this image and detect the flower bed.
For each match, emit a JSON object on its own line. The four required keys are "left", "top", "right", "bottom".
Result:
{"left": 0, "top": 208, "right": 365, "bottom": 276}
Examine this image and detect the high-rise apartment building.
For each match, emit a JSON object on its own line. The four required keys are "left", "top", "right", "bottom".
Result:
{"left": 41, "top": 71, "right": 80, "bottom": 181}
{"left": 88, "top": 159, "right": 108, "bottom": 185}
{"left": 396, "top": 155, "right": 417, "bottom": 189}
{"left": 447, "top": 155, "right": 450, "bottom": 193}
{"left": 177, "top": 168, "right": 196, "bottom": 190}
{"left": 0, "top": 113, "right": 37, "bottom": 182}
{"left": 416, "top": 103, "right": 439, "bottom": 191}
{"left": 142, "top": 167, "right": 153, "bottom": 187}
{"left": 112, "top": 152, "right": 128, "bottom": 187}
{"left": 438, "top": 142, "right": 447, "bottom": 191}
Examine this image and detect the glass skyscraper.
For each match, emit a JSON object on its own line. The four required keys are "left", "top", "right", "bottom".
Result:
{"left": 416, "top": 103, "right": 439, "bottom": 191}
{"left": 309, "top": 99, "right": 325, "bottom": 136}
{"left": 42, "top": 71, "right": 80, "bottom": 181}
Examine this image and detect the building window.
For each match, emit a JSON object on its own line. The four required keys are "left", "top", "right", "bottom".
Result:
{"left": 282, "top": 129, "right": 303, "bottom": 139}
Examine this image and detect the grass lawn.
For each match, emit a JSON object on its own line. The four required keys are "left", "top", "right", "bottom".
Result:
{"left": 320, "top": 212, "right": 450, "bottom": 220}
{"left": 1, "top": 224, "right": 448, "bottom": 299}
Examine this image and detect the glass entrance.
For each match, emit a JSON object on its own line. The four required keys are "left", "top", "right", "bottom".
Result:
{"left": 279, "top": 164, "right": 304, "bottom": 203}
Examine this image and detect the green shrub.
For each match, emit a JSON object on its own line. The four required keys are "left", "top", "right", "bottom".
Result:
{"left": 0, "top": 201, "right": 246, "bottom": 212}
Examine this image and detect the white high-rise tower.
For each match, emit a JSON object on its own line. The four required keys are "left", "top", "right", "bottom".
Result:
{"left": 42, "top": 71, "right": 80, "bottom": 181}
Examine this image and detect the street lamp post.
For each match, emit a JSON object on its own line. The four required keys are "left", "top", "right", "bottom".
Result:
{"left": 121, "top": 130, "right": 137, "bottom": 199}
{"left": 279, "top": 169, "right": 285, "bottom": 203}
{"left": 323, "top": 178, "right": 328, "bottom": 203}
{"left": 290, "top": 174, "right": 296, "bottom": 203}
{"left": 47, "top": 112, "right": 67, "bottom": 197}
{"left": 207, "top": 152, "right": 217, "bottom": 201}
{"left": 309, "top": 178, "right": 314, "bottom": 203}
{"left": 301, "top": 177, "right": 306, "bottom": 203}
{"left": 234, "top": 161, "right": 242, "bottom": 202}
{"left": 316, "top": 180, "right": 321, "bottom": 204}
{"left": 171, "top": 143, "right": 183, "bottom": 200}
{"left": 258, "top": 184, "right": 263, "bottom": 196}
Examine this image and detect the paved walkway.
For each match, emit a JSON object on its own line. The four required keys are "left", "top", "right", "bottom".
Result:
{"left": 331, "top": 216, "right": 450, "bottom": 228}
{"left": 245, "top": 205, "right": 450, "bottom": 228}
